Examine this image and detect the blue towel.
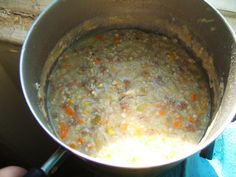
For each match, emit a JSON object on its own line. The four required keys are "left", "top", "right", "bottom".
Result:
{"left": 156, "top": 121, "right": 236, "bottom": 177}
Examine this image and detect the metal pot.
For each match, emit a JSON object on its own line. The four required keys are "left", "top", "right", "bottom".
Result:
{"left": 20, "top": 0, "right": 236, "bottom": 176}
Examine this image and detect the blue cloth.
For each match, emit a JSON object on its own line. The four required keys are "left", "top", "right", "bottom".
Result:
{"left": 156, "top": 153, "right": 218, "bottom": 177}
{"left": 210, "top": 122, "right": 236, "bottom": 177}
{"left": 184, "top": 154, "right": 218, "bottom": 177}
{"left": 156, "top": 122, "right": 236, "bottom": 177}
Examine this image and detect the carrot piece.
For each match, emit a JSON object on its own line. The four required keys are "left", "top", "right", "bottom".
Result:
{"left": 61, "top": 64, "right": 72, "bottom": 69}
{"left": 77, "top": 136, "right": 85, "bottom": 145}
{"left": 156, "top": 110, "right": 166, "bottom": 116}
{"left": 123, "top": 80, "right": 130, "bottom": 89}
{"left": 58, "top": 122, "right": 69, "bottom": 139}
{"left": 95, "top": 58, "right": 101, "bottom": 65}
{"left": 113, "top": 35, "right": 120, "bottom": 44}
{"left": 95, "top": 35, "right": 103, "bottom": 41}
{"left": 68, "top": 143, "right": 76, "bottom": 149}
{"left": 63, "top": 106, "right": 76, "bottom": 118}
{"left": 159, "top": 110, "right": 166, "bottom": 116}
{"left": 120, "top": 123, "right": 128, "bottom": 132}
{"left": 188, "top": 116, "right": 195, "bottom": 123}
{"left": 191, "top": 94, "right": 197, "bottom": 102}
{"left": 143, "top": 73, "right": 150, "bottom": 78}
{"left": 173, "top": 120, "right": 182, "bottom": 129}
{"left": 77, "top": 118, "right": 85, "bottom": 125}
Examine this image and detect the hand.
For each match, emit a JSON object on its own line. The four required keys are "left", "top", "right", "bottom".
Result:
{"left": 0, "top": 166, "right": 27, "bottom": 177}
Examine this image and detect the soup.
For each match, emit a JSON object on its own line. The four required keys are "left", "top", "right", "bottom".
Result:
{"left": 46, "top": 29, "right": 210, "bottom": 166}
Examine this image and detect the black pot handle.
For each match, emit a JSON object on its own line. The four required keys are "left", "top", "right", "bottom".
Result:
{"left": 23, "top": 147, "right": 67, "bottom": 177}
{"left": 23, "top": 168, "right": 47, "bottom": 177}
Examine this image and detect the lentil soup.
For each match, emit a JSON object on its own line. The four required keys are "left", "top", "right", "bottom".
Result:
{"left": 46, "top": 29, "right": 211, "bottom": 166}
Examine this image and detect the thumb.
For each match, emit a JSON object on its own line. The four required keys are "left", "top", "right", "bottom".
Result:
{"left": 0, "top": 166, "right": 27, "bottom": 177}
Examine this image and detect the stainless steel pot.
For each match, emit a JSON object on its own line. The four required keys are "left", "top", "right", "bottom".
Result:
{"left": 20, "top": 0, "right": 236, "bottom": 177}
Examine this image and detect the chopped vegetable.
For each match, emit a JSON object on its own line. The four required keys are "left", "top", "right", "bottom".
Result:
{"left": 157, "top": 110, "right": 166, "bottom": 116}
{"left": 68, "top": 143, "right": 76, "bottom": 149}
{"left": 91, "top": 115, "right": 102, "bottom": 125}
{"left": 95, "top": 35, "right": 103, "bottom": 41}
{"left": 61, "top": 63, "right": 72, "bottom": 69}
{"left": 173, "top": 120, "right": 183, "bottom": 129}
{"left": 58, "top": 122, "right": 69, "bottom": 139}
{"left": 63, "top": 106, "right": 76, "bottom": 118}
{"left": 123, "top": 79, "right": 130, "bottom": 89}
{"left": 95, "top": 58, "right": 101, "bottom": 65}
{"left": 134, "top": 126, "right": 143, "bottom": 137}
{"left": 77, "top": 136, "right": 85, "bottom": 145}
{"left": 77, "top": 118, "right": 85, "bottom": 125}
{"left": 143, "top": 72, "right": 150, "bottom": 78}
{"left": 120, "top": 123, "right": 128, "bottom": 132}
{"left": 121, "top": 104, "right": 129, "bottom": 113}
{"left": 67, "top": 98, "right": 75, "bottom": 105}
{"left": 106, "top": 127, "right": 115, "bottom": 135}
{"left": 188, "top": 116, "right": 195, "bottom": 123}
{"left": 113, "top": 34, "right": 120, "bottom": 44}
{"left": 191, "top": 94, "right": 197, "bottom": 102}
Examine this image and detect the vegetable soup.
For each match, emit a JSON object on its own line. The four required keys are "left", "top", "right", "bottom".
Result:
{"left": 46, "top": 29, "right": 211, "bottom": 166}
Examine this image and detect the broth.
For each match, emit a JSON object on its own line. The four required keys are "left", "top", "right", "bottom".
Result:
{"left": 46, "top": 29, "right": 211, "bottom": 166}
